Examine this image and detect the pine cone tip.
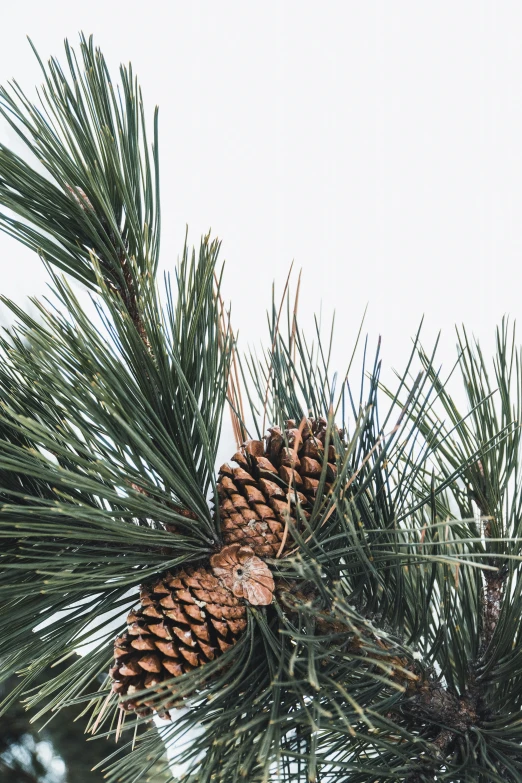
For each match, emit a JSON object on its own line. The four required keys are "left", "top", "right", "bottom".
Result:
{"left": 210, "top": 544, "right": 274, "bottom": 606}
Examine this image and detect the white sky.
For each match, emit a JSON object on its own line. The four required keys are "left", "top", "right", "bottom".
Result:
{"left": 0, "top": 1, "right": 521, "bottom": 435}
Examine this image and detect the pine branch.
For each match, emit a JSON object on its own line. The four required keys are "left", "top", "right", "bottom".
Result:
{"left": 469, "top": 463, "right": 508, "bottom": 659}
{"left": 378, "top": 319, "right": 522, "bottom": 782}
{"left": 0, "top": 34, "right": 159, "bottom": 338}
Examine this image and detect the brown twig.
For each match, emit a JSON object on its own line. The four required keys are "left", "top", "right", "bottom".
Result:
{"left": 261, "top": 263, "right": 295, "bottom": 436}
{"left": 71, "top": 180, "right": 151, "bottom": 353}
{"left": 214, "top": 277, "right": 246, "bottom": 449}
{"left": 467, "top": 461, "right": 506, "bottom": 656}
{"left": 119, "top": 252, "right": 151, "bottom": 351}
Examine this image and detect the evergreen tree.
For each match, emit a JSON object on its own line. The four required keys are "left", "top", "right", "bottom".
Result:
{"left": 0, "top": 658, "right": 171, "bottom": 782}
{"left": 0, "top": 35, "right": 521, "bottom": 783}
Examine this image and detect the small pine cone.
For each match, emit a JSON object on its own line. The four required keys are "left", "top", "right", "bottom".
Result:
{"left": 110, "top": 546, "right": 274, "bottom": 719}
{"left": 217, "top": 418, "right": 341, "bottom": 556}
{"left": 110, "top": 565, "right": 246, "bottom": 719}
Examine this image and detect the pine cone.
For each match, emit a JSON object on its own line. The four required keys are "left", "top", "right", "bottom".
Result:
{"left": 110, "top": 546, "right": 273, "bottom": 719}
{"left": 217, "top": 418, "right": 341, "bottom": 556}
{"left": 210, "top": 543, "right": 275, "bottom": 605}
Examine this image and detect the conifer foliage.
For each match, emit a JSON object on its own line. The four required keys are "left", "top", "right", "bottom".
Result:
{"left": 0, "top": 35, "right": 522, "bottom": 783}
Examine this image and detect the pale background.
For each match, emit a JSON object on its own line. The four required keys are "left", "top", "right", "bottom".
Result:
{"left": 0, "top": 1, "right": 521, "bottom": 436}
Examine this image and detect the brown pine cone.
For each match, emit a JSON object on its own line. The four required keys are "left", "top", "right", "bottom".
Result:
{"left": 210, "top": 544, "right": 275, "bottom": 605}
{"left": 217, "top": 418, "right": 341, "bottom": 556}
{"left": 110, "top": 545, "right": 274, "bottom": 719}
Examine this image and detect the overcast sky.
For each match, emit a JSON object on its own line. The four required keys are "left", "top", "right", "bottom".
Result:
{"left": 0, "top": 2, "right": 520, "bottom": 437}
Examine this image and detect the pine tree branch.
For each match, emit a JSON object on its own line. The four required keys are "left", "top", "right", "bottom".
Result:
{"left": 0, "top": 35, "right": 160, "bottom": 341}
{"left": 470, "top": 467, "right": 508, "bottom": 657}
{"left": 402, "top": 686, "right": 480, "bottom": 783}
{"left": 481, "top": 563, "right": 506, "bottom": 653}
{"left": 278, "top": 574, "right": 487, "bottom": 783}
{"left": 106, "top": 248, "right": 150, "bottom": 350}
